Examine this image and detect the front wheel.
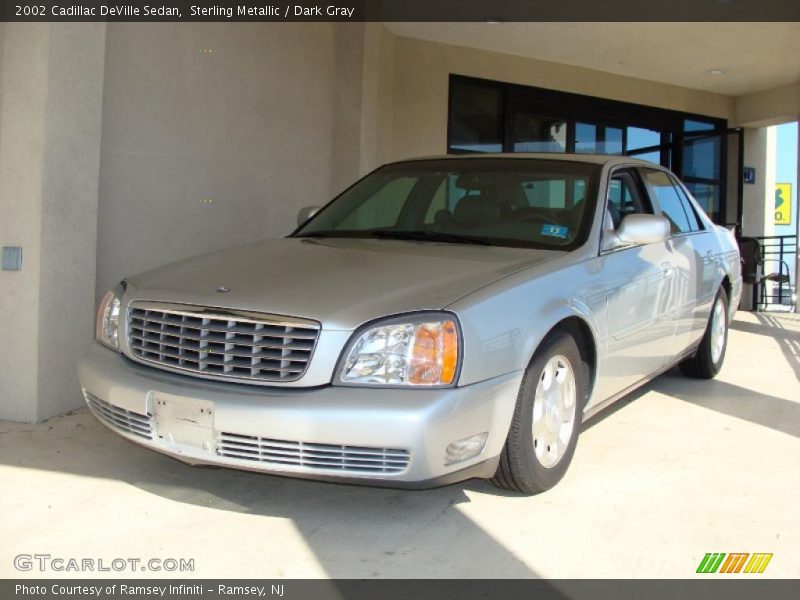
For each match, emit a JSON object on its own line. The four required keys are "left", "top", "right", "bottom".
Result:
{"left": 491, "top": 332, "right": 587, "bottom": 494}
{"left": 679, "top": 286, "right": 729, "bottom": 379}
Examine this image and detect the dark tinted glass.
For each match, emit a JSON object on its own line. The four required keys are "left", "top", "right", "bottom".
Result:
{"left": 604, "top": 127, "right": 623, "bottom": 155}
{"left": 512, "top": 113, "right": 567, "bottom": 152}
{"left": 629, "top": 150, "right": 662, "bottom": 165}
{"left": 684, "top": 119, "right": 715, "bottom": 133}
{"left": 671, "top": 177, "right": 703, "bottom": 231}
{"left": 296, "top": 159, "right": 601, "bottom": 250}
{"left": 627, "top": 126, "right": 661, "bottom": 151}
{"left": 449, "top": 79, "right": 504, "bottom": 153}
{"left": 642, "top": 170, "right": 692, "bottom": 234}
{"left": 575, "top": 123, "right": 598, "bottom": 153}
{"left": 683, "top": 135, "right": 721, "bottom": 180}
{"left": 684, "top": 181, "right": 718, "bottom": 223}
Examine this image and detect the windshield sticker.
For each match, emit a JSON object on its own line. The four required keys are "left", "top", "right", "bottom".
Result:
{"left": 540, "top": 224, "right": 569, "bottom": 239}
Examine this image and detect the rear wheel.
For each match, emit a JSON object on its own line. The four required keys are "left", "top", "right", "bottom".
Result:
{"left": 491, "top": 332, "right": 587, "bottom": 494}
{"left": 679, "top": 286, "right": 729, "bottom": 379}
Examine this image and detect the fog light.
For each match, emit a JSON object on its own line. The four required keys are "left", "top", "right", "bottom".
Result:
{"left": 444, "top": 432, "right": 488, "bottom": 466}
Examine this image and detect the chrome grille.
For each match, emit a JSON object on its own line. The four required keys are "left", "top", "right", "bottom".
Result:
{"left": 218, "top": 432, "right": 411, "bottom": 474}
{"left": 127, "top": 303, "right": 319, "bottom": 384}
{"left": 84, "top": 391, "right": 153, "bottom": 439}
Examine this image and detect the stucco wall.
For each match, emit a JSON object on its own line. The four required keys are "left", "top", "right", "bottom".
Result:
{"left": 359, "top": 23, "right": 396, "bottom": 173}
{"left": 0, "top": 23, "right": 106, "bottom": 422}
{"left": 390, "top": 36, "right": 735, "bottom": 161}
{"left": 0, "top": 24, "right": 48, "bottom": 422}
{"left": 741, "top": 127, "right": 776, "bottom": 239}
{"left": 735, "top": 82, "right": 800, "bottom": 128}
{"left": 95, "top": 23, "right": 365, "bottom": 300}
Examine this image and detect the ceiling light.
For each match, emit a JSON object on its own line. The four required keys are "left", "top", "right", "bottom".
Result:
{"left": 485, "top": 18, "right": 503, "bottom": 24}
{"left": 708, "top": 68, "right": 726, "bottom": 76}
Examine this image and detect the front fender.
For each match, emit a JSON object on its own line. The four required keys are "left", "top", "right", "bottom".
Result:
{"left": 449, "top": 255, "right": 606, "bottom": 387}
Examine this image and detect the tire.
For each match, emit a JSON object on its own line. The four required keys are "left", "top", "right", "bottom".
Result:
{"left": 491, "top": 331, "right": 588, "bottom": 495}
{"left": 679, "top": 286, "right": 729, "bottom": 379}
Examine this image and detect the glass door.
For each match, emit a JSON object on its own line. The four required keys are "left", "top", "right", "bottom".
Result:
{"left": 681, "top": 119, "right": 725, "bottom": 223}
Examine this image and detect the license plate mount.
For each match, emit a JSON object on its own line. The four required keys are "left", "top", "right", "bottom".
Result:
{"left": 153, "top": 394, "right": 215, "bottom": 451}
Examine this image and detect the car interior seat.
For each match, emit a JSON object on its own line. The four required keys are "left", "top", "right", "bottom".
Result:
{"left": 453, "top": 194, "right": 501, "bottom": 228}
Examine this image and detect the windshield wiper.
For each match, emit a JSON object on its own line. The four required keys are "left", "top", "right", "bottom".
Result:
{"left": 368, "top": 230, "right": 492, "bottom": 246}
{"left": 295, "top": 229, "right": 492, "bottom": 246}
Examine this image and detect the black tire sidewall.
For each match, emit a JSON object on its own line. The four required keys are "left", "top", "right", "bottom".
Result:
{"left": 515, "top": 333, "right": 587, "bottom": 492}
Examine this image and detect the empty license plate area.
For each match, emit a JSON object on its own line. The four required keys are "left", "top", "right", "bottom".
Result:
{"left": 153, "top": 394, "right": 215, "bottom": 451}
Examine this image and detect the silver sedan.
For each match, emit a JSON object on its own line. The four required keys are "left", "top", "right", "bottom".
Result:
{"left": 80, "top": 154, "right": 742, "bottom": 494}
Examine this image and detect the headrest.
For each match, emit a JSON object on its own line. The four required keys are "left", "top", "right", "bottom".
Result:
{"left": 488, "top": 181, "right": 527, "bottom": 210}
{"left": 453, "top": 195, "right": 501, "bottom": 228}
{"left": 454, "top": 173, "right": 495, "bottom": 191}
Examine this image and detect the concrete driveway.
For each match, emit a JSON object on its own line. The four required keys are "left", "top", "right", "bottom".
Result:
{"left": 1, "top": 312, "right": 798, "bottom": 578}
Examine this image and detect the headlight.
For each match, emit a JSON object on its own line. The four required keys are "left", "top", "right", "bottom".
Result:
{"left": 338, "top": 313, "right": 460, "bottom": 387}
{"left": 95, "top": 285, "right": 123, "bottom": 351}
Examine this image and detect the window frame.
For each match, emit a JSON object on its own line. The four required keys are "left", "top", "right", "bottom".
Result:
{"left": 599, "top": 165, "right": 656, "bottom": 256}
{"left": 607, "top": 169, "right": 653, "bottom": 219}
{"left": 447, "top": 74, "right": 728, "bottom": 224}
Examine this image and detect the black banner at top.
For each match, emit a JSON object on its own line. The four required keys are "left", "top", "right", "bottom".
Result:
{"left": 2, "top": 0, "right": 800, "bottom": 22}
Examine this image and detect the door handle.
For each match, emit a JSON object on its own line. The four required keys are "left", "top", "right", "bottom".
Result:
{"left": 661, "top": 262, "right": 675, "bottom": 278}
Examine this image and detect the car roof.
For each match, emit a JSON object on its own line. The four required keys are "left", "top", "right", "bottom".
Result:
{"left": 390, "top": 153, "right": 661, "bottom": 168}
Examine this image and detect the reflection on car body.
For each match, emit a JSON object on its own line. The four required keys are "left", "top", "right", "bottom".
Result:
{"left": 80, "top": 154, "right": 742, "bottom": 494}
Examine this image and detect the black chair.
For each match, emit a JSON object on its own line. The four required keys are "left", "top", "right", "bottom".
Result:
{"left": 739, "top": 237, "right": 792, "bottom": 310}
{"left": 739, "top": 237, "right": 760, "bottom": 285}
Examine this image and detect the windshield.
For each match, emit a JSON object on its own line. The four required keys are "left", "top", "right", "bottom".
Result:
{"left": 294, "top": 158, "right": 601, "bottom": 250}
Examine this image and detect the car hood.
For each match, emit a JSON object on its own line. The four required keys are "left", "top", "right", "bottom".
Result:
{"left": 125, "top": 237, "right": 561, "bottom": 330}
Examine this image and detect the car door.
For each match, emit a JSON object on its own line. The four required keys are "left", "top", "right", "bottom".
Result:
{"left": 641, "top": 169, "right": 718, "bottom": 356}
{"left": 594, "top": 167, "right": 679, "bottom": 404}
{"left": 674, "top": 179, "right": 720, "bottom": 330}
{"left": 641, "top": 169, "right": 715, "bottom": 358}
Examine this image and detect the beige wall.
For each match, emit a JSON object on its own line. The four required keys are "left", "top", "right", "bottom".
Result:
{"left": 96, "top": 23, "right": 366, "bottom": 301}
{"left": 0, "top": 23, "right": 106, "bottom": 422}
{"left": 735, "top": 82, "right": 800, "bottom": 128}
{"left": 390, "top": 36, "right": 735, "bottom": 161}
{"left": 0, "top": 24, "right": 48, "bottom": 422}
{"left": 359, "top": 23, "right": 396, "bottom": 173}
{"left": 740, "top": 127, "right": 776, "bottom": 239}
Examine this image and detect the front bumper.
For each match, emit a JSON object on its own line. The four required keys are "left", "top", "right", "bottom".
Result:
{"left": 78, "top": 343, "right": 522, "bottom": 487}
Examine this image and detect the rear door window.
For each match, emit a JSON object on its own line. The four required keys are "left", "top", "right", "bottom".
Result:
{"left": 670, "top": 177, "right": 705, "bottom": 231}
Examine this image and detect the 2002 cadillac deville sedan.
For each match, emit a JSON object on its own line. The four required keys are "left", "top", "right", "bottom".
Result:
{"left": 79, "top": 154, "right": 742, "bottom": 494}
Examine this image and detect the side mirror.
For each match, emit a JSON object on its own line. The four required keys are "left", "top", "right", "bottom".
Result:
{"left": 296, "top": 205, "right": 320, "bottom": 227}
{"left": 603, "top": 214, "right": 670, "bottom": 251}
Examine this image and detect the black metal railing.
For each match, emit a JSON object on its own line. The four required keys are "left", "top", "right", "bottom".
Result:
{"left": 747, "top": 235, "right": 797, "bottom": 312}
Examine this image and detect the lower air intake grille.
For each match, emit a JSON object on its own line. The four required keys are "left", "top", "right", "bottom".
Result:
{"left": 217, "top": 432, "right": 410, "bottom": 474}
{"left": 84, "top": 391, "right": 153, "bottom": 439}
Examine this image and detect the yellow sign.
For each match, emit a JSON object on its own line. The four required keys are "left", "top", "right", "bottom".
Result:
{"left": 775, "top": 183, "right": 792, "bottom": 225}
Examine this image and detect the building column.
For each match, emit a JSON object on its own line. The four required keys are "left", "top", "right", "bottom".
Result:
{"left": 0, "top": 23, "right": 106, "bottom": 422}
{"left": 741, "top": 127, "right": 776, "bottom": 238}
